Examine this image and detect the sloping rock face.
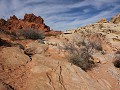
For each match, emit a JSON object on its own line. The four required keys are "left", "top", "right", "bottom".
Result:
{"left": 0, "top": 45, "right": 111, "bottom": 90}
{"left": 0, "top": 47, "right": 31, "bottom": 90}
{"left": 60, "top": 14, "right": 120, "bottom": 90}
{"left": 24, "top": 54, "right": 110, "bottom": 90}
{"left": 0, "top": 13, "right": 120, "bottom": 90}
{"left": 110, "top": 13, "right": 120, "bottom": 24}
{"left": 0, "top": 14, "right": 61, "bottom": 35}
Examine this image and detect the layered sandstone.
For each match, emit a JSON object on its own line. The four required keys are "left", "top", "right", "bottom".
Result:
{"left": 0, "top": 14, "right": 61, "bottom": 35}
{"left": 0, "top": 13, "right": 120, "bottom": 90}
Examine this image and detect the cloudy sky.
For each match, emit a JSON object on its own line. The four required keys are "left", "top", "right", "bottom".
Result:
{"left": 0, "top": 0, "right": 120, "bottom": 30}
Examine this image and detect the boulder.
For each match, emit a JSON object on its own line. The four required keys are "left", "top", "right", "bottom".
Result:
{"left": 0, "top": 47, "right": 30, "bottom": 69}
{"left": 25, "top": 41, "right": 48, "bottom": 55}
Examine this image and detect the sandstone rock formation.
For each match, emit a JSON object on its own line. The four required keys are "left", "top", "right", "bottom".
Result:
{"left": 110, "top": 13, "right": 120, "bottom": 24}
{"left": 24, "top": 41, "right": 48, "bottom": 56}
{"left": 97, "top": 18, "right": 108, "bottom": 23}
{"left": 23, "top": 14, "right": 43, "bottom": 24}
{"left": 0, "top": 13, "right": 120, "bottom": 90}
{"left": 0, "top": 46, "right": 111, "bottom": 90}
{"left": 60, "top": 14, "right": 120, "bottom": 90}
{"left": 0, "top": 14, "right": 61, "bottom": 36}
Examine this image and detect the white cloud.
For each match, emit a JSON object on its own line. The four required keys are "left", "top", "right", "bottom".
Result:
{"left": 0, "top": 0, "right": 119, "bottom": 30}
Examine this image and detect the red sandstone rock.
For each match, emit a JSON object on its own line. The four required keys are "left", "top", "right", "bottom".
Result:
{"left": 0, "top": 14, "right": 61, "bottom": 36}
{"left": 0, "top": 18, "right": 6, "bottom": 26}
{"left": 23, "top": 13, "right": 43, "bottom": 24}
{"left": 97, "top": 18, "right": 108, "bottom": 23}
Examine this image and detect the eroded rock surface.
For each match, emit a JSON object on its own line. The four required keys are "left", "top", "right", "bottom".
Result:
{"left": 0, "top": 46, "right": 112, "bottom": 90}
{"left": 110, "top": 13, "right": 120, "bottom": 24}
{"left": 0, "top": 13, "right": 120, "bottom": 90}
{"left": 0, "top": 14, "right": 61, "bottom": 36}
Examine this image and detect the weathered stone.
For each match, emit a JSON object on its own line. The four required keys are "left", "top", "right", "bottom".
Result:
{"left": 97, "top": 18, "right": 108, "bottom": 23}
{"left": 0, "top": 14, "right": 61, "bottom": 36}
{"left": 25, "top": 41, "right": 48, "bottom": 55}
{"left": 110, "top": 13, "right": 120, "bottom": 24}
{"left": 0, "top": 47, "right": 30, "bottom": 69}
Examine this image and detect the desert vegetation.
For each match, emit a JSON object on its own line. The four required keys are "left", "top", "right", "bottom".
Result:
{"left": 0, "top": 13, "right": 120, "bottom": 90}
{"left": 18, "top": 29, "right": 45, "bottom": 40}
{"left": 63, "top": 33, "right": 103, "bottom": 71}
{"left": 0, "top": 28, "right": 45, "bottom": 40}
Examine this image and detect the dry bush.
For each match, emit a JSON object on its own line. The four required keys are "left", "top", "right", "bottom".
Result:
{"left": 18, "top": 29, "right": 45, "bottom": 40}
{"left": 63, "top": 33, "right": 103, "bottom": 71}
{"left": 67, "top": 47, "right": 95, "bottom": 71}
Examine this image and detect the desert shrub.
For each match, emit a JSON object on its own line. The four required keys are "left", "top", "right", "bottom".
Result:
{"left": 18, "top": 29, "right": 45, "bottom": 40}
{"left": 63, "top": 34, "right": 99, "bottom": 71}
{"left": 67, "top": 47, "right": 95, "bottom": 71}
{"left": 63, "top": 33, "right": 104, "bottom": 71}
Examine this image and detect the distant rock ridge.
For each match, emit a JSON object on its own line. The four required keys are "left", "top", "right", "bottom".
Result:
{"left": 0, "top": 13, "right": 61, "bottom": 35}
{"left": 97, "top": 13, "right": 120, "bottom": 24}
{"left": 110, "top": 13, "right": 120, "bottom": 24}
{"left": 97, "top": 18, "right": 108, "bottom": 23}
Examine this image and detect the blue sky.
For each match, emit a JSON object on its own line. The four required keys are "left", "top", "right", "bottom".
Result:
{"left": 0, "top": 0, "right": 120, "bottom": 31}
